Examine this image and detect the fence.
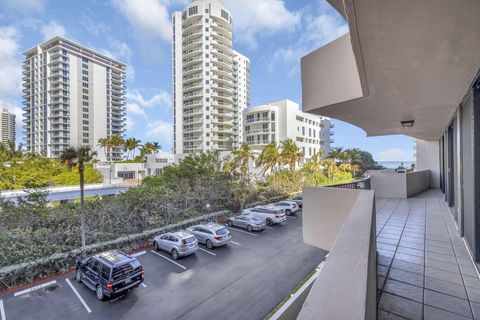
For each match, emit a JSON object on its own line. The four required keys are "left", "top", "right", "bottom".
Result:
{"left": 326, "top": 175, "right": 371, "bottom": 190}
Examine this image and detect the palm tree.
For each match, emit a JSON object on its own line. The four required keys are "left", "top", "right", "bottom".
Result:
{"left": 152, "top": 142, "right": 162, "bottom": 154}
{"left": 232, "top": 143, "right": 254, "bottom": 176}
{"left": 60, "top": 146, "right": 97, "bottom": 249}
{"left": 258, "top": 141, "right": 281, "bottom": 175}
{"left": 124, "top": 137, "right": 141, "bottom": 160}
{"left": 109, "top": 135, "right": 125, "bottom": 160}
{"left": 97, "top": 138, "right": 110, "bottom": 161}
{"left": 280, "top": 139, "right": 301, "bottom": 172}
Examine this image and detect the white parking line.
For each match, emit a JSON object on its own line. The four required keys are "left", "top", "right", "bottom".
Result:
{"left": 266, "top": 226, "right": 274, "bottom": 230}
{"left": 230, "top": 241, "right": 241, "bottom": 245}
{"left": 227, "top": 227, "right": 258, "bottom": 237}
{"left": 287, "top": 215, "right": 297, "bottom": 219}
{"left": 13, "top": 280, "right": 57, "bottom": 297}
{"left": 141, "top": 283, "right": 147, "bottom": 288}
{"left": 198, "top": 248, "right": 216, "bottom": 256}
{"left": 0, "top": 299, "right": 6, "bottom": 320}
{"left": 65, "top": 279, "right": 92, "bottom": 313}
{"left": 150, "top": 250, "right": 187, "bottom": 270}
{"left": 131, "top": 251, "right": 146, "bottom": 258}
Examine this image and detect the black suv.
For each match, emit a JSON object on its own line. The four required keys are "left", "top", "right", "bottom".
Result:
{"left": 75, "top": 250, "right": 144, "bottom": 300}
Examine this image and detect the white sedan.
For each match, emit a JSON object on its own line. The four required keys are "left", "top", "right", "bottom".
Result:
{"left": 270, "top": 201, "right": 300, "bottom": 216}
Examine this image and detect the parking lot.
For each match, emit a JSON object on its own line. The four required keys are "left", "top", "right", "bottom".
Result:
{"left": 0, "top": 211, "right": 327, "bottom": 320}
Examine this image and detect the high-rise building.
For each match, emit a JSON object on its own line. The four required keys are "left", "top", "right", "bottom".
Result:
{"left": 0, "top": 108, "right": 16, "bottom": 143}
{"left": 244, "top": 100, "right": 333, "bottom": 160}
{"left": 172, "top": 0, "right": 250, "bottom": 155}
{"left": 22, "top": 36, "right": 126, "bottom": 160}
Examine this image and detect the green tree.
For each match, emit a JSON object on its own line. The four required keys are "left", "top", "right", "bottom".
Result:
{"left": 60, "top": 146, "right": 97, "bottom": 249}
{"left": 258, "top": 141, "right": 281, "bottom": 175}
{"left": 281, "top": 139, "right": 303, "bottom": 172}
{"left": 124, "top": 137, "right": 141, "bottom": 160}
{"left": 232, "top": 143, "right": 254, "bottom": 176}
{"left": 97, "top": 137, "right": 111, "bottom": 161}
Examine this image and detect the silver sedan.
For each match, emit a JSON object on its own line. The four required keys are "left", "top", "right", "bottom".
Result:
{"left": 153, "top": 230, "right": 198, "bottom": 259}
{"left": 228, "top": 215, "right": 266, "bottom": 232}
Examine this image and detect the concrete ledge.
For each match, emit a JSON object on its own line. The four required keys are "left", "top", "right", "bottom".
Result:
{"left": 368, "top": 169, "right": 430, "bottom": 198}
{"left": 298, "top": 187, "right": 376, "bottom": 320}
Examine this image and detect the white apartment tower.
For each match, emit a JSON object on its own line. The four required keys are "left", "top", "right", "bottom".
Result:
{"left": 173, "top": 0, "right": 250, "bottom": 154}
{"left": 0, "top": 108, "right": 16, "bottom": 143}
{"left": 244, "top": 100, "right": 333, "bottom": 160}
{"left": 22, "top": 36, "right": 126, "bottom": 160}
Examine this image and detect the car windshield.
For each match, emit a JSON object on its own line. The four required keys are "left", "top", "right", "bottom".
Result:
{"left": 251, "top": 217, "right": 262, "bottom": 222}
{"left": 182, "top": 237, "right": 195, "bottom": 244}
{"left": 216, "top": 228, "right": 229, "bottom": 235}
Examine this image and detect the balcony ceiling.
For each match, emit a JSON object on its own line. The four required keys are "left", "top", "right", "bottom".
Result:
{"left": 302, "top": 0, "right": 480, "bottom": 140}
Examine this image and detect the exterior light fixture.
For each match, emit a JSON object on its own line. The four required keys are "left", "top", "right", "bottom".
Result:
{"left": 401, "top": 120, "right": 415, "bottom": 128}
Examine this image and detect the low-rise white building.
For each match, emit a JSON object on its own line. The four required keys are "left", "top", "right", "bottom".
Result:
{"left": 243, "top": 99, "right": 333, "bottom": 160}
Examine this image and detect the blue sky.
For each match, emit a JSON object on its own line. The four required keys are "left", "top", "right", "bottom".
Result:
{"left": 0, "top": 0, "right": 414, "bottom": 161}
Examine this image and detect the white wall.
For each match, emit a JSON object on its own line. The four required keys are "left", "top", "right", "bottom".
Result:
{"left": 92, "top": 62, "right": 108, "bottom": 160}
{"left": 415, "top": 139, "right": 440, "bottom": 188}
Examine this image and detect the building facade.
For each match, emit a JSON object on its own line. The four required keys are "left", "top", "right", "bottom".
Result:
{"left": 22, "top": 36, "right": 126, "bottom": 160}
{"left": 0, "top": 108, "right": 16, "bottom": 143}
{"left": 172, "top": 0, "right": 250, "bottom": 155}
{"left": 244, "top": 99, "right": 332, "bottom": 160}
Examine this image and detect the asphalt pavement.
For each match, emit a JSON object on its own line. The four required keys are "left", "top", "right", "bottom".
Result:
{"left": 0, "top": 211, "right": 327, "bottom": 320}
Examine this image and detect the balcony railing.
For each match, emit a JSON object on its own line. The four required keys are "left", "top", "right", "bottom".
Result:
{"left": 326, "top": 175, "right": 371, "bottom": 190}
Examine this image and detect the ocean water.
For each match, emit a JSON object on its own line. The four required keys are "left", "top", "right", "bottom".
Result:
{"left": 378, "top": 161, "right": 415, "bottom": 169}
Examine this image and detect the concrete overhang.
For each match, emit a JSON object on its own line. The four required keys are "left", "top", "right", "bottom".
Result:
{"left": 301, "top": 0, "right": 480, "bottom": 140}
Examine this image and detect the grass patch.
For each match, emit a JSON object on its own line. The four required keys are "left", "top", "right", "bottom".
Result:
{"left": 263, "top": 268, "right": 318, "bottom": 320}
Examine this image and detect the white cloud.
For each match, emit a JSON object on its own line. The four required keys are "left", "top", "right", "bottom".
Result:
{"left": 127, "top": 90, "right": 171, "bottom": 109}
{"left": 0, "top": 26, "right": 22, "bottom": 101}
{"left": 97, "top": 38, "right": 135, "bottom": 79}
{"left": 376, "top": 148, "right": 412, "bottom": 161}
{"left": 40, "top": 21, "right": 66, "bottom": 40}
{"left": 111, "top": 0, "right": 171, "bottom": 42}
{"left": 145, "top": 120, "right": 173, "bottom": 146}
{"left": 126, "top": 102, "right": 147, "bottom": 119}
{"left": 125, "top": 116, "right": 134, "bottom": 131}
{"left": 2, "top": 0, "right": 45, "bottom": 13}
{"left": 224, "top": 0, "right": 301, "bottom": 49}
{"left": 268, "top": 2, "right": 348, "bottom": 74}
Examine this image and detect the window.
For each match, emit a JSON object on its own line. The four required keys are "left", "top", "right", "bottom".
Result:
{"left": 83, "top": 114, "right": 88, "bottom": 119}
{"left": 83, "top": 126, "right": 89, "bottom": 131}
{"left": 82, "top": 101, "right": 88, "bottom": 106}
{"left": 83, "top": 133, "right": 89, "bottom": 137}
{"left": 82, "top": 95, "right": 88, "bottom": 100}
{"left": 83, "top": 139, "right": 89, "bottom": 143}
{"left": 82, "top": 57, "right": 89, "bottom": 63}
{"left": 82, "top": 83, "right": 88, "bottom": 88}
{"left": 82, "top": 70, "right": 88, "bottom": 75}
{"left": 302, "top": 126, "right": 305, "bottom": 135}
{"left": 83, "top": 108, "right": 89, "bottom": 113}
{"left": 100, "top": 265, "right": 111, "bottom": 280}
{"left": 188, "top": 6, "right": 198, "bottom": 15}
{"left": 82, "top": 89, "right": 88, "bottom": 94}
{"left": 82, "top": 76, "right": 88, "bottom": 82}
{"left": 83, "top": 120, "right": 89, "bottom": 125}
{"left": 82, "top": 63, "right": 88, "bottom": 69}
{"left": 221, "top": 9, "right": 229, "bottom": 20}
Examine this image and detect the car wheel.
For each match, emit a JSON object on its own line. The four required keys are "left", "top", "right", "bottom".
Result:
{"left": 228, "top": 220, "right": 233, "bottom": 227}
{"left": 285, "top": 209, "right": 291, "bottom": 216}
{"left": 171, "top": 249, "right": 179, "bottom": 260}
{"left": 266, "top": 218, "right": 273, "bottom": 226}
{"left": 154, "top": 241, "right": 159, "bottom": 251}
{"left": 75, "top": 269, "right": 82, "bottom": 283}
{"left": 206, "top": 239, "right": 214, "bottom": 249}
{"left": 247, "top": 225, "right": 253, "bottom": 232}
{"left": 96, "top": 285, "right": 104, "bottom": 301}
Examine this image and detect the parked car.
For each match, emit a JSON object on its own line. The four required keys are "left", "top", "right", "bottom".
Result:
{"left": 242, "top": 206, "right": 287, "bottom": 226}
{"left": 227, "top": 215, "right": 266, "bottom": 232}
{"left": 153, "top": 230, "right": 198, "bottom": 259}
{"left": 271, "top": 201, "right": 300, "bottom": 215}
{"left": 291, "top": 195, "right": 303, "bottom": 208}
{"left": 186, "top": 222, "right": 231, "bottom": 249}
{"left": 75, "top": 250, "right": 144, "bottom": 301}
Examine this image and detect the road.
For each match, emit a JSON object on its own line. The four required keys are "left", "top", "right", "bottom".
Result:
{"left": 0, "top": 211, "right": 327, "bottom": 320}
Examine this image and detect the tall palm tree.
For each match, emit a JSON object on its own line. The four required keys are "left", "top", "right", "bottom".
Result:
{"left": 232, "top": 143, "right": 254, "bottom": 176}
{"left": 258, "top": 141, "right": 281, "bottom": 175}
{"left": 124, "top": 137, "right": 141, "bottom": 160}
{"left": 280, "top": 139, "right": 301, "bottom": 172}
{"left": 152, "top": 142, "right": 162, "bottom": 154}
{"left": 60, "top": 146, "right": 97, "bottom": 249}
{"left": 109, "top": 135, "right": 125, "bottom": 160}
{"left": 97, "top": 137, "right": 110, "bottom": 161}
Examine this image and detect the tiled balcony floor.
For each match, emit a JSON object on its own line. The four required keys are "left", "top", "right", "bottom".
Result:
{"left": 376, "top": 189, "right": 480, "bottom": 320}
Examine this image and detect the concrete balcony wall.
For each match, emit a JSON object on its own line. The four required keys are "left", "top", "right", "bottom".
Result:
{"left": 298, "top": 187, "right": 376, "bottom": 320}
{"left": 368, "top": 170, "right": 430, "bottom": 199}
